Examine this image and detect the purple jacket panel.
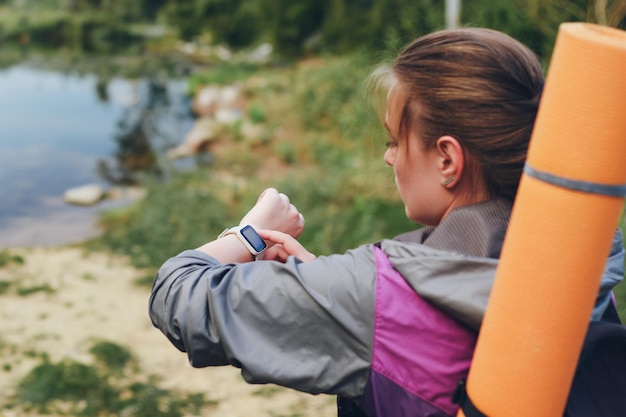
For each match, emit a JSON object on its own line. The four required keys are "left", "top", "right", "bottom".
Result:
{"left": 360, "top": 372, "right": 451, "bottom": 417}
{"left": 361, "top": 246, "right": 478, "bottom": 416}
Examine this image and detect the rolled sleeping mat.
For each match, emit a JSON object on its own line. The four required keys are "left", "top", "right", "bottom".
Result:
{"left": 460, "top": 23, "right": 626, "bottom": 417}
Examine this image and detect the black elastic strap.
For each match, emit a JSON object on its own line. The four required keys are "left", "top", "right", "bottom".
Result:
{"left": 524, "top": 164, "right": 626, "bottom": 197}
{"left": 452, "top": 379, "right": 488, "bottom": 417}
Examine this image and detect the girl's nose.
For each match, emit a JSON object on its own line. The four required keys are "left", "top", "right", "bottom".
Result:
{"left": 384, "top": 147, "right": 395, "bottom": 166}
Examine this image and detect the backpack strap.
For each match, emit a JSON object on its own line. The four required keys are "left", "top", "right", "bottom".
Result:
{"left": 452, "top": 302, "right": 623, "bottom": 417}
{"left": 564, "top": 319, "right": 626, "bottom": 416}
{"left": 336, "top": 396, "right": 368, "bottom": 417}
{"left": 600, "top": 297, "right": 621, "bottom": 324}
{"left": 452, "top": 379, "right": 488, "bottom": 417}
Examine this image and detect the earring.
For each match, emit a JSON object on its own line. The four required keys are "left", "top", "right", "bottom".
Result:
{"left": 442, "top": 176, "right": 456, "bottom": 187}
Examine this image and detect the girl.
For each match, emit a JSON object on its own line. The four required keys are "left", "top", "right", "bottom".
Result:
{"left": 149, "top": 28, "right": 624, "bottom": 417}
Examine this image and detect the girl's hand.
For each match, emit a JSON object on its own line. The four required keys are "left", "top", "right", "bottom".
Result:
{"left": 257, "top": 229, "right": 316, "bottom": 263}
{"left": 239, "top": 188, "right": 305, "bottom": 238}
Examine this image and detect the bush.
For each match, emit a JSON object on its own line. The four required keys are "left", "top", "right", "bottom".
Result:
{"left": 95, "top": 53, "right": 418, "bottom": 267}
{"left": 15, "top": 341, "right": 207, "bottom": 417}
{"left": 187, "top": 61, "right": 259, "bottom": 93}
{"left": 0, "top": 251, "right": 24, "bottom": 268}
{"left": 89, "top": 341, "right": 134, "bottom": 372}
{"left": 94, "top": 170, "right": 240, "bottom": 268}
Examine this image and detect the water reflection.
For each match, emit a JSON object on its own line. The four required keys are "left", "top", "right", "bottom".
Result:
{"left": 99, "top": 79, "right": 175, "bottom": 185}
{"left": 0, "top": 63, "right": 194, "bottom": 248}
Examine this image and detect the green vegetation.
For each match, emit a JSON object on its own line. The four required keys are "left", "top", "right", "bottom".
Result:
{"left": 88, "top": 54, "right": 626, "bottom": 330}
{"left": 90, "top": 55, "right": 416, "bottom": 269}
{"left": 0, "top": 251, "right": 59, "bottom": 297}
{"left": 0, "top": 251, "right": 25, "bottom": 268}
{"left": 1, "top": 0, "right": 623, "bottom": 310}
{"left": 134, "top": 272, "right": 158, "bottom": 288}
{"left": 16, "top": 283, "right": 56, "bottom": 297}
{"left": 161, "top": 0, "right": 626, "bottom": 60}
{"left": 12, "top": 341, "right": 208, "bottom": 417}
{"left": 2, "top": 1, "right": 625, "bottom": 64}
{"left": 187, "top": 62, "right": 261, "bottom": 93}
{"left": 0, "top": 5, "right": 622, "bottom": 417}
{"left": 0, "top": 280, "right": 11, "bottom": 295}
{"left": 89, "top": 340, "right": 134, "bottom": 372}
{"left": 252, "top": 384, "right": 286, "bottom": 397}
{"left": 93, "top": 170, "right": 238, "bottom": 269}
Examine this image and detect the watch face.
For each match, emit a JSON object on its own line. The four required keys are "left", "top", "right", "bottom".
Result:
{"left": 240, "top": 225, "right": 267, "bottom": 252}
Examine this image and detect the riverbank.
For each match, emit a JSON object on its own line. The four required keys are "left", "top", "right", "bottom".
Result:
{"left": 0, "top": 245, "right": 335, "bottom": 417}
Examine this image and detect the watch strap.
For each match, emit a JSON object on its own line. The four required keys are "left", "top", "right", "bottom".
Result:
{"left": 218, "top": 226, "right": 241, "bottom": 239}
{"left": 217, "top": 225, "right": 266, "bottom": 258}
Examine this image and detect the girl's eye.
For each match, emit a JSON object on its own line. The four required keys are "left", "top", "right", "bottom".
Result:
{"left": 385, "top": 141, "right": 397, "bottom": 148}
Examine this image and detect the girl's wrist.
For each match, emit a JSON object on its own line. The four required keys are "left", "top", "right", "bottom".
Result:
{"left": 197, "top": 234, "right": 255, "bottom": 263}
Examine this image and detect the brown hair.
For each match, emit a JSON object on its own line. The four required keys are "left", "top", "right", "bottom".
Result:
{"left": 389, "top": 28, "right": 544, "bottom": 200}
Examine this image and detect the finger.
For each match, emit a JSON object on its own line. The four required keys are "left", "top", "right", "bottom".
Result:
{"left": 279, "top": 193, "right": 290, "bottom": 205}
{"left": 262, "top": 245, "right": 292, "bottom": 263}
{"left": 290, "top": 212, "right": 305, "bottom": 238}
{"left": 258, "top": 187, "right": 277, "bottom": 202}
{"left": 273, "top": 246, "right": 291, "bottom": 263}
{"left": 258, "top": 229, "right": 316, "bottom": 261}
{"left": 257, "top": 229, "right": 291, "bottom": 245}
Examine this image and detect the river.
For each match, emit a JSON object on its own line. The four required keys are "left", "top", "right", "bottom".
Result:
{"left": 0, "top": 63, "right": 194, "bottom": 248}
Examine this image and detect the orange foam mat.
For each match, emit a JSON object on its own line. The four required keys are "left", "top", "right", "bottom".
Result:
{"left": 461, "top": 23, "right": 626, "bottom": 417}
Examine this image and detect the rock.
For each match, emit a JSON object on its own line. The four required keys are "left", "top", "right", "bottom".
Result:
{"left": 63, "top": 184, "right": 107, "bottom": 206}
{"left": 214, "top": 45, "right": 233, "bottom": 61}
{"left": 240, "top": 121, "right": 267, "bottom": 145}
{"left": 193, "top": 85, "right": 242, "bottom": 117}
{"left": 215, "top": 108, "right": 243, "bottom": 125}
{"left": 179, "top": 42, "right": 197, "bottom": 55}
{"left": 193, "top": 86, "right": 221, "bottom": 116}
{"left": 247, "top": 43, "right": 273, "bottom": 63}
{"left": 107, "top": 186, "right": 147, "bottom": 202}
{"left": 219, "top": 85, "right": 240, "bottom": 106}
{"left": 167, "top": 118, "right": 220, "bottom": 159}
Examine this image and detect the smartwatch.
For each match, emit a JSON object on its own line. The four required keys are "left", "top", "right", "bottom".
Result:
{"left": 218, "top": 225, "right": 267, "bottom": 256}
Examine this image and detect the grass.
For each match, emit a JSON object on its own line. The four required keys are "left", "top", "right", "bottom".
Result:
{"left": 92, "top": 55, "right": 626, "bottom": 318}
{"left": 89, "top": 340, "right": 134, "bottom": 373}
{"left": 252, "top": 384, "right": 286, "bottom": 397}
{"left": 12, "top": 340, "right": 209, "bottom": 417}
{"left": 0, "top": 35, "right": 622, "bottom": 417}
{"left": 0, "top": 251, "right": 60, "bottom": 297}
{"left": 134, "top": 271, "right": 158, "bottom": 288}
{"left": 0, "top": 277, "right": 56, "bottom": 298}
{"left": 0, "top": 251, "right": 25, "bottom": 267}
{"left": 90, "top": 169, "right": 243, "bottom": 269}
{"left": 0, "top": 280, "right": 12, "bottom": 295}
{"left": 91, "top": 54, "right": 415, "bottom": 267}
{"left": 16, "top": 283, "right": 56, "bottom": 296}
{"left": 187, "top": 61, "right": 261, "bottom": 93}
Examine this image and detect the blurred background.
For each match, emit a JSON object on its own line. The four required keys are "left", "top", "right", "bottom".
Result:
{"left": 0, "top": 1, "right": 625, "bottom": 416}
{"left": 1, "top": 0, "right": 624, "bottom": 251}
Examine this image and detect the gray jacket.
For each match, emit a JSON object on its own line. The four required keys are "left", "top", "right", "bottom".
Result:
{"left": 149, "top": 198, "right": 624, "bottom": 399}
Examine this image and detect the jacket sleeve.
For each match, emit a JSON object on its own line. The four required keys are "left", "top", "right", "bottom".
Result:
{"left": 148, "top": 246, "right": 377, "bottom": 398}
{"left": 592, "top": 228, "right": 625, "bottom": 321}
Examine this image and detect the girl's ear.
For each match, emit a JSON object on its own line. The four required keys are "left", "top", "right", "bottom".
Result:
{"left": 436, "top": 135, "right": 464, "bottom": 188}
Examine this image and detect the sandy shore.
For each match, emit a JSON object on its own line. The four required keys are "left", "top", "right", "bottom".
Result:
{"left": 0, "top": 246, "right": 336, "bottom": 417}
